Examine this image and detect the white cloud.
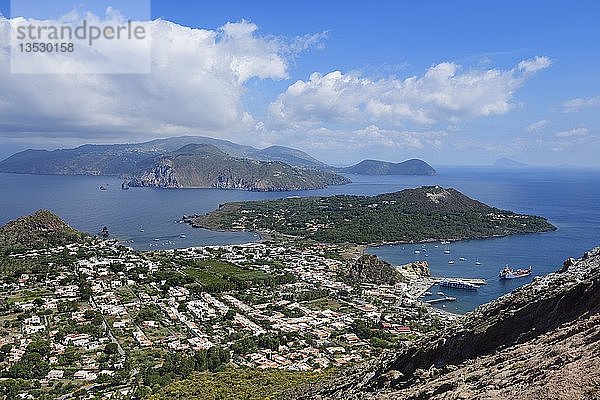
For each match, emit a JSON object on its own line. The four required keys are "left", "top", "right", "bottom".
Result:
{"left": 269, "top": 57, "right": 551, "bottom": 130}
{"left": 555, "top": 127, "right": 589, "bottom": 138}
{"left": 561, "top": 96, "right": 600, "bottom": 113}
{"left": 525, "top": 119, "right": 548, "bottom": 133}
{"left": 0, "top": 15, "right": 323, "bottom": 142}
{"left": 517, "top": 56, "right": 552, "bottom": 75}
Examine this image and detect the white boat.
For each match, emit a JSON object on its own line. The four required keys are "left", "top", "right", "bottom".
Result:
{"left": 475, "top": 257, "right": 482, "bottom": 265}
{"left": 459, "top": 257, "right": 466, "bottom": 261}
{"left": 448, "top": 260, "right": 455, "bottom": 264}
{"left": 180, "top": 234, "right": 186, "bottom": 239}
{"left": 414, "top": 250, "right": 420, "bottom": 254}
{"left": 436, "top": 291, "right": 444, "bottom": 296}
{"left": 140, "top": 229, "right": 144, "bottom": 232}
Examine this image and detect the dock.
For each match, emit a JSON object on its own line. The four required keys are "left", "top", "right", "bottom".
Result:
{"left": 425, "top": 296, "right": 457, "bottom": 304}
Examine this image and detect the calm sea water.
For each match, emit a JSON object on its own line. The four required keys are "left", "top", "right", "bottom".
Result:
{"left": 1, "top": 167, "right": 599, "bottom": 313}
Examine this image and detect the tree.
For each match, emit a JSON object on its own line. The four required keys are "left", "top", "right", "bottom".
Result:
{"left": 104, "top": 342, "right": 118, "bottom": 355}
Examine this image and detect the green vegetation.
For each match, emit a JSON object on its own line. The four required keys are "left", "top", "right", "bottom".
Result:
{"left": 193, "top": 186, "right": 556, "bottom": 244}
{"left": 137, "top": 347, "right": 231, "bottom": 396}
{"left": 130, "top": 143, "right": 349, "bottom": 190}
{"left": 183, "top": 259, "right": 296, "bottom": 293}
{"left": 0, "top": 210, "right": 85, "bottom": 254}
{"left": 148, "top": 368, "right": 331, "bottom": 400}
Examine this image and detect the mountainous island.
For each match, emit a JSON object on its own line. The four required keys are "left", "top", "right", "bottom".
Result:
{"left": 339, "top": 159, "right": 436, "bottom": 175}
{"left": 187, "top": 185, "right": 556, "bottom": 244}
{"left": 0, "top": 136, "right": 441, "bottom": 191}
{"left": 128, "top": 144, "right": 350, "bottom": 191}
{"left": 493, "top": 157, "right": 529, "bottom": 169}
{"left": 0, "top": 136, "right": 349, "bottom": 191}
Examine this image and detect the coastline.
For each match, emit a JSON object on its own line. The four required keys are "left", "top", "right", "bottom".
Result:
{"left": 183, "top": 214, "right": 557, "bottom": 250}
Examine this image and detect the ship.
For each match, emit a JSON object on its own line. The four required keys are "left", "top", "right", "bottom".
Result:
{"left": 499, "top": 265, "right": 532, "bottom": 279}
{"left": 99, "top": 185, "right": 108, "bottom": 191}
{"left": 121, "top": 181, "right": 129, "bottom": 190}
{"left": 438, "top": 279, "right": 479, "bottom": 290}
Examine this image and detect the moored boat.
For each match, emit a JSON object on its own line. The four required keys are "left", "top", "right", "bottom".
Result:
{"left": 499, "top": 265, "right": 532, "bottom": 279}
{"left": 438, "top": 279, "right": 479, "bottom": 290}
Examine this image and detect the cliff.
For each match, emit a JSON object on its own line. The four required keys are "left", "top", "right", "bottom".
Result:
{"left": 129, "top": 144, "right": 350, "bottom": 191}
{"left": 344, "top": 254, "right": 402, "bottom": 285}
{"left": 290, "top": 247, "right": 600, "bottom": 400}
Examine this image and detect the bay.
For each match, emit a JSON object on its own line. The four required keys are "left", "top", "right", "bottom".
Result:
{"left": 1, "top": 167, "right": 598, "bottom": 313}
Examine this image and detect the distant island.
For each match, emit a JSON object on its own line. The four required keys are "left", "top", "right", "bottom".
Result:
{"left": 493, "top": 157, "right": 529, "bottom": 169}
{"left": 0, "top": 136, "right": 440, "bottom": 191}
{"left": 128, "top": 144, "right": 350, "bottom": 191}
{"left": 338, "top": 159, "right": 436, "bottom": 175}
{"left": 187, "top": 186, "right": 556, "bottom": 244}
{"left": 0, "top": 136, "right": 350, "bottom": 192}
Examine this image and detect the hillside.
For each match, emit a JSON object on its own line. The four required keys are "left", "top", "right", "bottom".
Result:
{"left": 0, "top": 135, "right": 327, "bottom": 176}
{"left": 0, "top": 210, "right": 85, "bottom": 253}
{"left": 189, "top": 186, "right": 556, "bottom": 244}
{"left": 339, "top": 159, "right": 436, "bottom": 175}
{"left": 129, "top": 144, "right": 350, "bottom": 191}
{"left": 290, "top": 247, "right": 600, "bottom": 400}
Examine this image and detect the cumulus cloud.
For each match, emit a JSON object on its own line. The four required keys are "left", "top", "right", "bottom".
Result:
{"left": 525, "top": 119, "right": 548, "bottom": 133}
{"left": 268, "top": 57, "right": 551, "bottom": 130}
{"left": 561, "top": 96, "right": 600, "bottom": 113}
{"left": 0, "top": 14, "right": 323, "bottom": 142}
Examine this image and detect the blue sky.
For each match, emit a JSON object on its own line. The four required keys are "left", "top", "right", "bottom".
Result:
{"left": 0, "top": 0, "right": 599, "bottom": 166}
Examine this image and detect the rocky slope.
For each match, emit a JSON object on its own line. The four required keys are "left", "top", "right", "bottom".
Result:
{"left": 345, "top": 255, "right": 430, "bottom": 285}
{"left": 290, "top": 247, "right": 600, "bottom": 400}
{"left": 339, "top": 159, "right": 436, "bottom": 175}
{"left": 129, "top": 144, "right": 350, "bottom": 191}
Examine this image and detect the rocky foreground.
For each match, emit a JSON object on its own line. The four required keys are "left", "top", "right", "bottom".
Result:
{"left": 290, "top": 248, "right": 600, "bottom": 400}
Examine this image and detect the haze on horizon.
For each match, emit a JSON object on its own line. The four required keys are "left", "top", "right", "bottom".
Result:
{"left": 0, "top": 0, "right": 599, "bottom": 167}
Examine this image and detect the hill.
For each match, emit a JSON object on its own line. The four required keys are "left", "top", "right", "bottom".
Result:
{"left": 493, "top": 157, "right": 529, "bottom": 169}
{"left": 339, "top": 159, "right": 436, "bottom": 175}
{"left": 290, "top": 247, "right": 600, "bottom": 399}
{"left": 189, "top": 185, "right": 556, "bottom": 244}
{"left": 0, "top": 210, "right": 86, "bottom": 254}
{"left": 129, "top": 144, "right": 350, "bottom": 191}
{"left": 0, "top": 135, "right": 327, "bottom": 176}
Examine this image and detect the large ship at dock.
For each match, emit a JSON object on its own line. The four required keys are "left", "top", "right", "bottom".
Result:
{"left": 499, "top": 265, "right": 532, "bottom": 279}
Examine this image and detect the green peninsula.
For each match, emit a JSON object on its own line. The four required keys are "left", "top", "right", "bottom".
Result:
{"left": 188, "top": 186, "right": 556, "bottom": 244}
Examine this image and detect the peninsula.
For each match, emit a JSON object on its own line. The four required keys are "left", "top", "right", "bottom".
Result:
{"left": 187, "top": 186, "right": 556, "bottom": 244}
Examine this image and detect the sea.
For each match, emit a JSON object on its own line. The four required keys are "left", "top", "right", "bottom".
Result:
{"left": 1, "top": 167, "right": 599, "bottom": 314}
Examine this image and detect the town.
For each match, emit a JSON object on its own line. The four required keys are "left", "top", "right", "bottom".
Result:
{"left": 0, "top": 235, "right": 451, "bottom": 398}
